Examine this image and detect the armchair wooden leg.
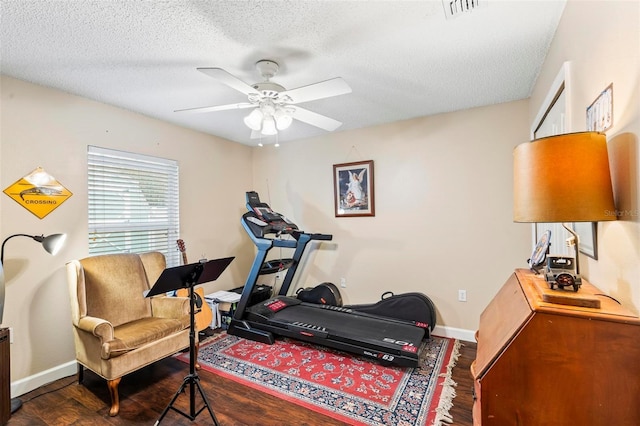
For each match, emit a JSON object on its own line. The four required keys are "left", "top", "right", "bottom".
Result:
{"left": 107, "top": 377, "right": 121, "bottom": 417}
{"left": 77, "top": 363, "right": 84, "bottom": 384}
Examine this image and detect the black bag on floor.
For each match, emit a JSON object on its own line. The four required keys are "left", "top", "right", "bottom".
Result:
{"left": 296, "top": 282, "right": 343, "bottom": 306}
{"left": 347, "top": 292, "right": 437, "bottom": 333}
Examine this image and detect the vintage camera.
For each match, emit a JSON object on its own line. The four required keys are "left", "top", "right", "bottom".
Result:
{"left": 545, "top": 256, "right": 582, "bottom": 292}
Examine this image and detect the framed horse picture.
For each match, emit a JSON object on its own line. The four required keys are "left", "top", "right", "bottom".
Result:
{"left": 333, "top": 160, "right": 375, "bottom": 217}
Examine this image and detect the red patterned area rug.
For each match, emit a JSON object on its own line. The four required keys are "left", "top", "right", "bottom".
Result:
{"left": 177, "top": 332, "right": 460, "bottom": 425}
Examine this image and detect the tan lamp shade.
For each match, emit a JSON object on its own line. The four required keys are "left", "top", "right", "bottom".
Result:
{"left": 513, "top": 132, "right": 616, "bottom": 223}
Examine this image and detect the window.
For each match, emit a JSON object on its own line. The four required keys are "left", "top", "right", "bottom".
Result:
{"left": 88, "top": 146, "right": 180, "bottom": 266}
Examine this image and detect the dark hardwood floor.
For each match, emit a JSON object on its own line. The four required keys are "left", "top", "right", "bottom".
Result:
{"left": 8, "top": 340, "right": 476, "bottom": 425}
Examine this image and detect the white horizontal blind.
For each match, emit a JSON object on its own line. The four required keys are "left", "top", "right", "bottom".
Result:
{"left": 88, "top": 146, "right": 180, "bottom": 267}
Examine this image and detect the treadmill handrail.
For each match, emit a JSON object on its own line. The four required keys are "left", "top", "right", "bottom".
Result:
{"left": 292, "top": 230, "right": 332, "bottom": 241}
{"left": 236, "top": 216, "right": 333, "bottom": 316}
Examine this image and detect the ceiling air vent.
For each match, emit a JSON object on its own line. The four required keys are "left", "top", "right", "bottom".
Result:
{"left": 442, "top": 0, "right": 486, "bottom": 19}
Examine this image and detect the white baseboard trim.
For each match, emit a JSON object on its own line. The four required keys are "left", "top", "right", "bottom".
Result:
{"left": 432, "top": 325, "right": 476, "bottom": 342}
{"left": 12, "top": 360, "right": 77, "bottom": 398}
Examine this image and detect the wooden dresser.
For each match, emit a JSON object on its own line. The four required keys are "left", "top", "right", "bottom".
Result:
{"left": 471, "top": 269, "right": 640, "bottom": 425}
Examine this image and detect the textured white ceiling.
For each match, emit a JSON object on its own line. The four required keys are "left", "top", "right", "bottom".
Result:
{"left": 0, "top": 0, "right": 566, "bottom": 146}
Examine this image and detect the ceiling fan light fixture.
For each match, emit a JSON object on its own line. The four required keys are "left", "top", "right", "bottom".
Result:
{"left": 261, "top": 117, "right": 277, "bottom": 135}
{"left": 261, "top": 101, "right": 276, "bottom": 116}
{"left": 244, "top": 108, "right": 263, "bottom": 131}
{"left": 276, "top": 116, "right": 292, "bottom": 130}
{"left": 274, "top": 107, "right": 293, "bottom": 130}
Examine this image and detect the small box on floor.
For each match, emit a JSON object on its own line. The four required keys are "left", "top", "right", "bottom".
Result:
{"left": 205, "top": 290, "right": 241, "bottom": 330}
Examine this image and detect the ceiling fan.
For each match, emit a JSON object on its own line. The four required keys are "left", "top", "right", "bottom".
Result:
{"left": 175, "top": 59, "right": 352, "bottom": 139}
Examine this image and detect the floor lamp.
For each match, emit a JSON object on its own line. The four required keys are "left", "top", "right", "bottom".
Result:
{"left": 0, "top": 233, "right": 67, "bottom": 416}
{"left": 513, "top": 131, "right": 616, "bottom": 286}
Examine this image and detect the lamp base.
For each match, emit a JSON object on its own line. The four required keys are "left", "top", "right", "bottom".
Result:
{"left": 11, "top": 397, "right": 22, "bottom": 414}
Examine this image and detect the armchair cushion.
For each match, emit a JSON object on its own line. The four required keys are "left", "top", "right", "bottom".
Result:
{"left": 103, "top": 316, "right": 188, "bottom": 359}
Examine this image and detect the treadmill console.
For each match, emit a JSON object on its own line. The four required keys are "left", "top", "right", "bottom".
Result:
{"left": 243, "top": 191, "right": 298, "bottom": 237}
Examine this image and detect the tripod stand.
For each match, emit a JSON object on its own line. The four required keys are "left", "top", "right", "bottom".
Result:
{"left": 147, "top": 257, "right": 234, "bottom": 425}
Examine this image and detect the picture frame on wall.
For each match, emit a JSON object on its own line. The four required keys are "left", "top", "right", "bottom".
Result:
{"left": 333, "top": 160, "right": 375, "bottom": 217}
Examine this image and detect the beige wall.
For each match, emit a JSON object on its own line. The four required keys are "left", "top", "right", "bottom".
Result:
{"left": 529, "top": 0, "right": 639, "bottom": 313}
{"left": 0, "top": 75, "right": 254, "bottom": 391}
{"left": 251, "top": 100, "right": 532, "bottom": 332}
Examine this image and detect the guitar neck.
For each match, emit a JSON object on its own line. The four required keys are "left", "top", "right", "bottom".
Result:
{"left": 177, "top": 239, "right": 189, "bottom": 265}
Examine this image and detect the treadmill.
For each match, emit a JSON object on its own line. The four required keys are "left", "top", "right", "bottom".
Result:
{"left": 228, "top": 191, "right": 427, "bottom": 367}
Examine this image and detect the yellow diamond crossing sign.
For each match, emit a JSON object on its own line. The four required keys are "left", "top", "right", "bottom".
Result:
{"left": 3, "top": 167, "right": 72, "bottom": 219}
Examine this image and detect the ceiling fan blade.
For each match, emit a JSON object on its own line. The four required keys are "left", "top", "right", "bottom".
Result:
{"left": 292, "top": 106, "right": 343, "bottom": 131}
{"left": 197, "top": 68, "right": 258, "bottom": 96}
{"left": 281, "top": 78, "right": 352, "bottom": 104}
{"left": 174, "top": 102, "right": 254, "bottom": 114}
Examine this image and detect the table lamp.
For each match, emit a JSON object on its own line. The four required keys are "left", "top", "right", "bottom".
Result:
{"left": 513, "top": 131, "right": 616, "bottom": 289}
{"left": 0, "top": 232, "right": 66, "bottom": 415}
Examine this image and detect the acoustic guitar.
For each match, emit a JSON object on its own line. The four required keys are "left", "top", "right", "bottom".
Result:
{"left": 175, "top": 239, "right": 213, "bottom": 332}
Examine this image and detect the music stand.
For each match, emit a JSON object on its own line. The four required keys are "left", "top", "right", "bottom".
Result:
{"left": 147, "top": 256, "right": 234, "bottom": 425}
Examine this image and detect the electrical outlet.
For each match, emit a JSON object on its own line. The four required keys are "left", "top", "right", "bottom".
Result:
{"left": 458, "top": 289, "right": 467, "bottom": 302}
{"left": 340, "top": 277, "right": 346, "bottom": 288}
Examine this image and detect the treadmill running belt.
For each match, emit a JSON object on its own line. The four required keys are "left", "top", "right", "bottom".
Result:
{"left": 246, "top": 298, "right": 425, "bottom": 357}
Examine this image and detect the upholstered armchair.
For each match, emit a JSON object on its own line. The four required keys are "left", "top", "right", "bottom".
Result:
{"left": 66, "top": 252, "right": 191, "bottom": 416}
